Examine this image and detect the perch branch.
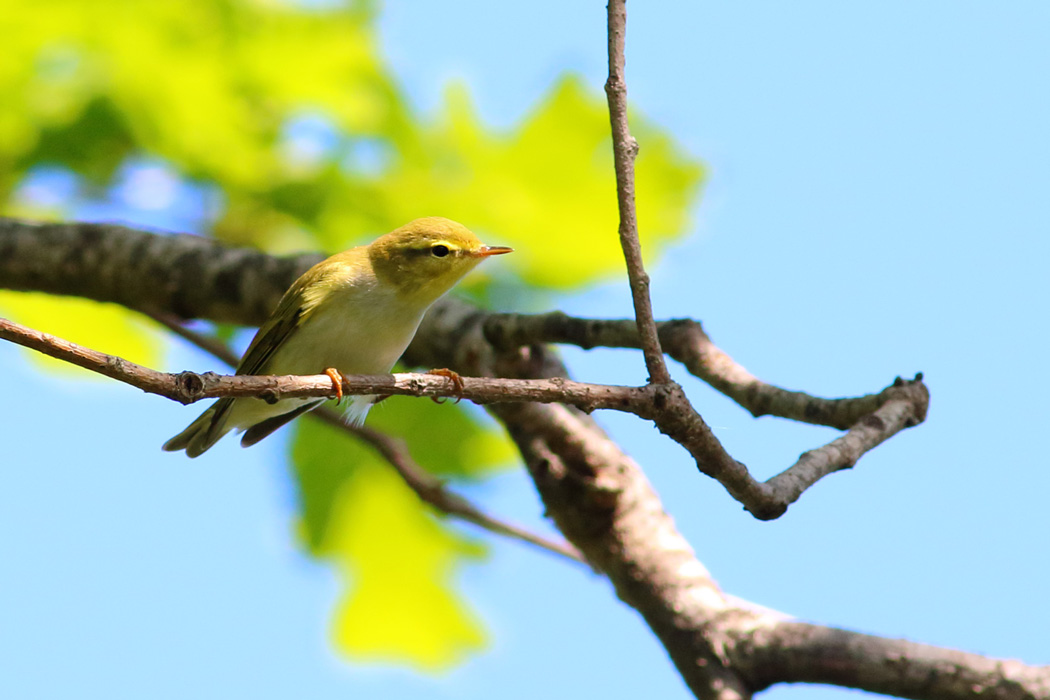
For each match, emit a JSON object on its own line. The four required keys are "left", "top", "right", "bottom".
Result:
{"left": 0, "top": 315, "right": 651, "bottom": 409}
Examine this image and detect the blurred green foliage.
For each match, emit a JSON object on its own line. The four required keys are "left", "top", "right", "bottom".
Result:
{"left": 0, "top": 0, "right": 702, "bottom": 670}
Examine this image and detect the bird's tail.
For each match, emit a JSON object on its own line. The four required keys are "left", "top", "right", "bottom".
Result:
{"left": 162, "top": 399, "right": 234, "bottom": 458}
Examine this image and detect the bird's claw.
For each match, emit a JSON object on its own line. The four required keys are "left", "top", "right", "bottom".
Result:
{"left": 325, "top": 367, "right": 345, "bottom": 404}
{"left": 426, "top": 368, "right": 464, "bottom": 404}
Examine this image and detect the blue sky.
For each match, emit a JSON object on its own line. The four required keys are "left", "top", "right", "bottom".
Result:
{"left": 2, "top": 3, "right": 1048, "bottom": 699}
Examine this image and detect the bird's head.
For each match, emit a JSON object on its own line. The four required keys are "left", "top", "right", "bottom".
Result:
{"left": 368, "top": 217, "right": 512, "bottom": 306}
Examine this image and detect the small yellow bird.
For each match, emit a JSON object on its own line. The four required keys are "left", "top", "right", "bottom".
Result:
{"left": 163, "top": 217, "right": 512, "bottom": 457}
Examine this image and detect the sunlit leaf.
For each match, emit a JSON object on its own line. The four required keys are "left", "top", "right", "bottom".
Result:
{"left": 292, "top": 417, "right": 487, "bottom": 669}
{"left": 366, "top": 395, "right": 516, "bottom": 479}
{"left": 326, "top": 76, "right": 704, "bottom": 290}
{"left": 0, "top": 291, "right": 162, "bottom": 376}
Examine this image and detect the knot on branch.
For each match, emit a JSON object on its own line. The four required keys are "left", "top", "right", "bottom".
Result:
{"left": 648, "top": 380, "right": 689, "bottom": 414}
{"left": 172, "top": 370, "right": 212, "bottom": 404}
{"left": 885, "top": 373, "right": 930, "bottom": 426}
{"left": 658, "top": 317, "right": 707, "bottom": 348}
{"left": 749, "top": 499, "right": 789, "bottom": 521}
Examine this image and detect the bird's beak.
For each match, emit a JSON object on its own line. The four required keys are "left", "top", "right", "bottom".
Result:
{"left": 474, "top": 245, "right": 514, "bottom": 257}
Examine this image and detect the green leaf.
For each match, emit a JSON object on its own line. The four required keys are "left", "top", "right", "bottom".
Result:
{"left": 0, "top": 291, "right": 162, "bottom": 376}
{"left": 292, "top": 416, "right": 488, "bottom": 669}
{"left": 328, "top": 75, "right": 705, "bottom": 290}
{"left": 367, "top": 395, "right": 516, "bottom": 479}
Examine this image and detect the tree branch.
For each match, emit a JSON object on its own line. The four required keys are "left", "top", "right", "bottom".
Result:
{"left": 731, "top": 620, "right": 1050, "bottom": 699}
{"left": 605, "top": 0, "right": 671, "bottom": 386}
{"left": 0, "top": 313, "right": 652, "bottom": 408}
{"left": 483, "top": 311, "right": 929, "bottom": 519}
{"left": 484, "top": 312, "right": 925, "bottom": 430}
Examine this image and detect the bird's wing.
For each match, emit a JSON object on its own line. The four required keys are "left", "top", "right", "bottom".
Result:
{"left": 236, "top": 263, "right": 333, "bottom": 377}
{"left": 201, "top": 263, "right": 334, "bottom": 436}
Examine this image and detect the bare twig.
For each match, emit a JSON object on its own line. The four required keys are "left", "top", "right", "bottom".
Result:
{"left": 604, "top": 0, "right": 671, "bottom": 386}
{"left": 0, "top": 315, "right": 652, "bottom": 409}
{"left": 147, "top": 312, "right": 240, "bottom": 367}
{"left": 312, "top": 410, "right": 586, "bottom": 565}
{"left": 483, "top": 312, "right": 923, "bottom": 429}
{"left": 644, "top": 377, "right": 927, "bottom": 519}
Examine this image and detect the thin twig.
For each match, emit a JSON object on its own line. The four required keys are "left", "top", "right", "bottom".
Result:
{"left": 604, "top": 0, "right": 671, "bottom": 386}
{"left": 148, "top": 312, "right": 240, "bottom": 367}
{"left": 0, "top": 315, "right": 652, "bottom": 409}
{"left": 644, "top": 378, "right": 927, "bottom": 519}
{"left": 145, "top": 314, "right": 587, "bottom": 566}
{"left": 483, "top": 312, "right": 928, "bottom": 430}
{"left": 311, "top": 409, "right": 587, "bottom": 565}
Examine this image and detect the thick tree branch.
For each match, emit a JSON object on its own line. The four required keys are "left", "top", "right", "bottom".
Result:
{"left": 605, "top": 0, "right": 671, "bottom": 386}
{"left": 731, "top": 620, "right": 1050, "bottom": 699}
{"left": 499, "top": 401, "right": 748, "bottom": 699}
{"left": 0, "top": 218, "right": 314, "bottom": 325}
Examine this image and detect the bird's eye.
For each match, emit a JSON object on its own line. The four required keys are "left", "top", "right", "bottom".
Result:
{"left": 430, "top": 244, "right": 450, "bottom": 258}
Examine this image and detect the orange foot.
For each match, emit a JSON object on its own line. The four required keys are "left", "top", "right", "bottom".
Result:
{"left": 426, "top": 368, "right": 464, "bottom": 404}
{"left": 325, "top": 367, "right": 345, "bottom": 403}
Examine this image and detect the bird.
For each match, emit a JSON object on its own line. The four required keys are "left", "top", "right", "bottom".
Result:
{"left": 163, "top": 217, "right": 512, "bottom": 457}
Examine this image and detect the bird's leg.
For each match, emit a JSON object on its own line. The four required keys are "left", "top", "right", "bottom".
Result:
{"left": 325, "top": 367, "right": 345, "bottom": 404}
{"left": 426, "top": 368, "right": 464, "bottom": 404}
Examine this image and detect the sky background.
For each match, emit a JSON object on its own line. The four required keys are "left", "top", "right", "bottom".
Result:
{"left": 2, "top": 2, "right": 1049, "bottom": 699}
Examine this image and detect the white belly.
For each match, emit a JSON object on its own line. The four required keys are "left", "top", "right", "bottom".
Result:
{"left": 229, "top": 285, "right": 426, "bottom": 431}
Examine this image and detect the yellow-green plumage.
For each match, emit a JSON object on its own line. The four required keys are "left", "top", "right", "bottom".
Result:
{"left": 163, "top": 217, "right": 511, "bottom": 457}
